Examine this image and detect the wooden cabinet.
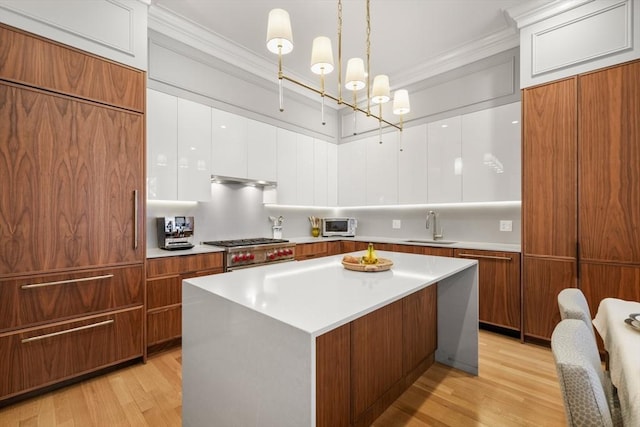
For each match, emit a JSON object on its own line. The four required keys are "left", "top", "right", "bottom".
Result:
{"left": 0, "top": 307, "right": 143, "bottom": 400}
{"left": 522, "top": 77, "right": 578, "bottom": 340}
{"left": 145, "top": 252, "right": 223, "bottom": 353}
{"left": 295, "top": 241, "right": 342, "bottom": 260}
{"left": 315, "top": 284, "right": 437, "bottom": 427}
{"left": 522, "top": 60, "right": 640, "bottom": 340}
{"left": 0, "top": 25, "right": 145, "bottom": 402}
{"left": 455, "top": 249, "right": 520, "bottom": 331}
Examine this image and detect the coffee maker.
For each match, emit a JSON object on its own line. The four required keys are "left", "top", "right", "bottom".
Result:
{"left": 157, "top": 216, "right": 195, "bottom": 250}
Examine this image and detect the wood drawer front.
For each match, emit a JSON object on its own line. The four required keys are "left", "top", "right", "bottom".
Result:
{"left": 0, "top": 265, "right": 143, "bottom": 332}
{"left": 147, "top": 253, "right": 224, "bottom": 278}
{"left": 295, "top": 242, "right": 328, "bottom": 260}
{"left": 0, "top": 24, "right": 145, "bottom": 111}
{"left": 0, "top": 307, "right": 143, "bottom": 400}
{"left": 147, "top": 276, "right": 181, "bottom": 310}
{"left": 147, "top": 306, "right": 181, "bottom": 346}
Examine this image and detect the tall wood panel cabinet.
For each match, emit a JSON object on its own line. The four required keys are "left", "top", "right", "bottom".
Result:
{"left": 0, "top": 25, "right": 145, "bottom": 401}
{"left": 522, "top": 59, "right": 640, "bottom": 341}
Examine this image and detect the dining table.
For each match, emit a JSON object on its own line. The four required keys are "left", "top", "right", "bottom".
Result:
{"left": 592, "top": 298, "right": 640, "bottom": 427}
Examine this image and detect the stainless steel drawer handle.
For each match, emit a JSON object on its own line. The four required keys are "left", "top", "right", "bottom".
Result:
{"left": 21, "top": 319, "right": 114, "bottom": 344}
{"left": 21, "top": 274, "right": 114, "bottom": 289}
{"left": 457, "top": 253, "right": 512, "bottom": 261}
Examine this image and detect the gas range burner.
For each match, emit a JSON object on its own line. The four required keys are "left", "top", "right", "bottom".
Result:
{"left": 202, "top": 238, "right": 289, "bottom": 248}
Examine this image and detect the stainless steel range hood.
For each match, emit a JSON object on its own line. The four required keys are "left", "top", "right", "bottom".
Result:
{"left": 211, "top": 175, "right": 276, "bottom": 187}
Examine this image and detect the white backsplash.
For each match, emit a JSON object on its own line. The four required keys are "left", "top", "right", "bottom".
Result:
{"left": 146, "top": 185, "right": 521, "bottom": 250}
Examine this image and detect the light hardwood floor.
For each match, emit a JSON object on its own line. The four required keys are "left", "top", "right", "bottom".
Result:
{"left": 0, "top": 330, "right": 566, "bottom": 426}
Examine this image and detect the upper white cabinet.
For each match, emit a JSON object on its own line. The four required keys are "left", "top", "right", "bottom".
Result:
{"left": 327, "top": 143, "right": 338, "bottom": 206}
{"left": 296, "top": 134, "right": 315, "bottom": 206}
{"left": 177, "top": 98, "right": 212, "bottom": 202}
{"left": 276, "top": 128, "right": 298, "bottom": 205}
{"left": 398, "top": 124, "right": 428, "bottom": 204}
{"left": 247, "top": 119, "right": 277, "bottom": 182}
{"left": 147, "top": 89, "right": 212, "bottom": 201}
{"left": 366, "top": 133, "right": 398, "bottom": 205}
{"left": 427, "top": 116, "right": 462, "bottom": 203}
{"left": 313, "top": 139, "right": 329, "bottom": 207}
{"left": 211, "top": 109, "right": 248, "bottom": 178}
{"left": 147, "top": 89, "right": 178, "bottom": 201}
{"left": 461, "top": 102, "right": 521, "bottom": 202}
{"left": 338, "top": 139, "right": 367, "bottom": 206}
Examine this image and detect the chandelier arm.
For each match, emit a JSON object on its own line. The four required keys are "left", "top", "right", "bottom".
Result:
{"left": 281, "top": 74, "right": 401, "bottom": 130}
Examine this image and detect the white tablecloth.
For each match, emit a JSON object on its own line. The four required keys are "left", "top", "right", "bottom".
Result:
{"left": 592, "top": 298, "right": 640, "bottom": 427}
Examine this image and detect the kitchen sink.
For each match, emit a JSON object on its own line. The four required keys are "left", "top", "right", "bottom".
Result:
{"left": 404, "top": 239, "right": 457, "bottom": 245}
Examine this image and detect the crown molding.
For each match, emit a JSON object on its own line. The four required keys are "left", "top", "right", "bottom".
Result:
{"left": 505, "top": 0, "right": 595, "bottom": 28}
{"left": 393, "top": 26, "right": 520, "bottom": 89}
{"left": 147, "top": 5, "right": 324, "bottom": 104}
{"left": 149, "top": 4, "right": 522, "bottom": 105}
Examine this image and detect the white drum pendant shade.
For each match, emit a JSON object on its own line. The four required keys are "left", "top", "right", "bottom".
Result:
{"left": 310, "top": 36, "right": 334, "bottom": 75}
{"left": 266, "top": 8, "right": 293, "bottom": 54}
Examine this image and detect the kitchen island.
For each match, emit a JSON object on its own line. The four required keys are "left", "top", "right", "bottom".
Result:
{"left": 182, "top": 251, "right": 478, "bottom": 427}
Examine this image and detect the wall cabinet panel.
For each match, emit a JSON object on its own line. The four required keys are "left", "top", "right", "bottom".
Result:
{"left": 398, "top": 124, "right": 428, "bottom": 204}
{"left": 427, "top": 117, "right": 462, "bottom": 203}
{"left": 147, "top": 89, "right": 178, "bottom": 200}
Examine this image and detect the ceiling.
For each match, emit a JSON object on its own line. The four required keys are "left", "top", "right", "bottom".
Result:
{"left": 150, "top": 0, "right": 550, "bottom": 96}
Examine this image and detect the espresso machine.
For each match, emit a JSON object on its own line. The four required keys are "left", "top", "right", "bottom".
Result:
{"left": 157, "top": 216, "right": 195, "bottom": 250}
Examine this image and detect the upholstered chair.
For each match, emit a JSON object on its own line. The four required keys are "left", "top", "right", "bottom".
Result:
{"left": 551, "top": 319, "right": 623, "bottom": 427}
{"left": 558, "top": 288, "right": 595, "bottom": 338}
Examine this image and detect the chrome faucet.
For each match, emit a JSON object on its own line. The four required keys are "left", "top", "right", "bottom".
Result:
{"left": 426, "top": 210, "right": 444, "bottom": 241}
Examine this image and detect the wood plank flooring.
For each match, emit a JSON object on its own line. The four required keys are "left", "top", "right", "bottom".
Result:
{"left": 0, "top": 330, "right": 566, "bottom": 426}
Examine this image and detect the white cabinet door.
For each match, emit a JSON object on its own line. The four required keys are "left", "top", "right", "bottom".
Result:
{"left": 276, "top": 128, "right": 297, "bottom": 205}
{"left": 313, "top": 139, "right": 328, "bottom": 206}
{"left": 296, "top": 134, "right": 315, "bottom": 206}
{"left": 177, "top": 98, "right": 212, "bottom": 201}
{"left": 338, "top": 139, "right": 367, "bottom": 206}
{"left": 398, "top": 124, "right": 428, "bottom": 204}
{"left": 211, "top": 109, "right": 247, "bottom": 178}
{"left": 327, "top": 142, "right": 338, "bottom": 206}
{"left": 366, "top": 133, "right": 398, "bottom": 205}
{"left": 147, "top": 89, "right": 178, "bottom": 200}
{"left": 247, "top": 119, "right": 277, "bottom": 182}
{"left": 427, "top": 116, "right": 462, "bottom": 203}
{"left": 461, "top": 102, "right": 521, "bottom": 202}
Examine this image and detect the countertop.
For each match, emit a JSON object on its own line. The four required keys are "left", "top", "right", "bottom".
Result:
{"left": 183, "top": 251, "right": 477, "bottom": 336}
{"left": 147, "top": 236, "right": 519, "bottom": 259}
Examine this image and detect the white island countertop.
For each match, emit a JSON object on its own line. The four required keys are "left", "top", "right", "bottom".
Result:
{"left": 182, "top": 251, "right": 478, "bottom": 427}
{"left": 184, "top": 251, "right": 476, "bottom": 336}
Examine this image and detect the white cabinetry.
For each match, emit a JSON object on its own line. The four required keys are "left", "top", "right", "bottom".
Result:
{"left": 327, "top": 143, "right": 338, "bottom": 206}
{"left": 427, "top": 117, "right": 462, "bottom": 203}
{"left": 338, "top": 139, "right": 367, "bottom": 206}
{"left": 147, "top": 89, "right": 178, "bottom": 201}
{"left": 211, "top": 109, "right": 248, "bottom": 179}
{"left": 313, "top": 139, "right": 328, "bottom": 206}
{"left": 147, "top": 90, "right": 212, "bottom": 202}
{"left": 276, "top": 128, "right": 298, "bottom": 205}
{"left": 247, "top": 119, "right": 277, "bottom": 182}
{"left": 398, "top": 124, "right": 428, "bottom": 204}
{"left": 366, "top": 134, "right": 398, "bottom": 205}
{"left": 177, "top": 98, "right": 212, "bottom": 202}
{"left": 461, "top": 102, "right": 521, "bottom": 202}
{"left": 296, "top": 134, "right": 315, "bottom": 206}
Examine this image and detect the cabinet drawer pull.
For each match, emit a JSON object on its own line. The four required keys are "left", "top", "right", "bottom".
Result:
{"left": 21, "top": 274, "right": 114, "bottom": 289}
{"left": 457, "top": 253, "right": 512, "bottom": 261}
{"left": 21, "top": 319, "right": 114, "bottom": 344}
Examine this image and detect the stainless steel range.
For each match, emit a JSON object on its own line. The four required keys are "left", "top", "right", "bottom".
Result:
{"left": 202, "top": 238, "right": 296, "bottom": 271}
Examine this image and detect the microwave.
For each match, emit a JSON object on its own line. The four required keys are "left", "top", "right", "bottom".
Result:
{"left": 322, "top": 217, "right": 357, "bottom": 237}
